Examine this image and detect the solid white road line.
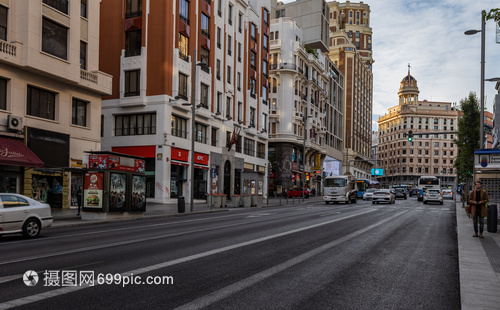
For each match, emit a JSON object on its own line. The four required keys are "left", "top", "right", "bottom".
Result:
{"left": 0, "top": 209, "right": 378, "bottom": 309}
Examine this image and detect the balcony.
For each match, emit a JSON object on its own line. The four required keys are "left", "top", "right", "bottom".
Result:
{"left": 79, "top": 69, "right": 113, "bottom": 95}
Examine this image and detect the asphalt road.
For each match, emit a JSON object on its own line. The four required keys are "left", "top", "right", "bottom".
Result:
{"left": 0, "top": 196, "right": 460, "bottom": 309}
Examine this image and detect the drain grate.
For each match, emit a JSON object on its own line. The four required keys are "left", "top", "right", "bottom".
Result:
{"left": 481, "top": 236, "right": 500, "bottom": 273}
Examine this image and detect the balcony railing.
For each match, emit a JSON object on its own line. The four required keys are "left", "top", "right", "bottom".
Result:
{"left": 172, "top": 129, "right": 188, "bottom": 139}
{"left": 0, "top": 40, "right": 16, "bottom": 57}
{"left": 201, "top": 29, "right": 210, "bottom": 39}
{"left": 125, "top": 49, "right": 141, "bottom": 57}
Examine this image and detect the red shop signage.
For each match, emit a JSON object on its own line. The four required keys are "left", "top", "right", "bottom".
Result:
{"left": 194, "top": 152, "right": 209, "bottom": 165}
{"left": 171, "top": 147, "right": 189, "bottom": 162}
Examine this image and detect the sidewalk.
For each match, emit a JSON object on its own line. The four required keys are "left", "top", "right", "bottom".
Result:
{"left": 49, "top": 197, "right": 500, "bottom": 309}
{"left": 49, "top": 195, "right": 320, "bottom": 228}
{"left": 456, "top": 199, "right": 500, "bottom": 310}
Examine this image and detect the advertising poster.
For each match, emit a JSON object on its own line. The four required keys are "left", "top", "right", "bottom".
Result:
{"left": 109, "top": 173, "right": 126, "bottom": 212}
{"left": 84, "top": 172, "right": 103, "bottom": 210}
{"left": 131, "top": 175, "right": 146, "bottom": 211}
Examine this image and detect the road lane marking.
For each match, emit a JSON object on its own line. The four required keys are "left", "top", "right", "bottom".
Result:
{"left": 0, "top": 209, "right": 379, "bottom": 309}
{"left": 173, "top": 210, "right": 409, "bottom": 310}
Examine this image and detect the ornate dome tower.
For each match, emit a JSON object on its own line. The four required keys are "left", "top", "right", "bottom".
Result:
{"left": 398, "top": 64, "right": 419, "bottom": 106}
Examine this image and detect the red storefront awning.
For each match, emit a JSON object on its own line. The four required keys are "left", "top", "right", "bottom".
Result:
{"left": 0, "top": 137, "right": 44, "bottom": 167}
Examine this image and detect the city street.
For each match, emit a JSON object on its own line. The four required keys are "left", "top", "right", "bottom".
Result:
{"left": 0, "top": 197, "right": 460, "bottom": 309}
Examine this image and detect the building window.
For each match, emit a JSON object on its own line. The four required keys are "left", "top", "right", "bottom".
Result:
{"left": 0, "top": 5, "right": 6, "bottom": 41}
{"left": 239, "top": 12, "right": 243, "bottom": 33}
{"left": 226, "top": 97, "right": 231, "bottom": 119}
{"left": 434, "top": 142, "right": 439, "bottom": 147}
{"left": 179, "top": 0, "right": 189, "bottom": 23}
{"left": 42, "top": 18, "right": 68, "bottom": 60}
{"left": 263, "top": 9, "right": 269, "bottom": 26}
{"left": 81, "top": 0, "right": 87, "bottom": 18}
{"left": 250, "top": 107, "right": 255, "bottom": 127}
{"left": 217, "top": 27, "right": 221, "bottom": 49}
{"left": 228, "top": 5, "right": 233, "bottom": 25}
{"left": 263, "top": 34, "right": 268, "bottom": 51}
{"left": 250, "top": 78, "right": 256, "bottom": 98}
{"left": 257, "top": 142, "right": 265, "bottom": 159}
{"left": 237, "top": 72, "right": 241, "bottom": 91}
{"left": 201, "top": 84, "right": 209, "bottom": 109}
{"left": 126, "top": 0, "right": 142, "bottom": 18}
{"left": 125, "top": 70, "right": 140, "bottom": 97}
{"left": 72, "top": 98, "right": 88, "bottom": 127}
{"left": 261, "top": 86, "right": 267, "bottom": 103}
{"left": 27, "top": 85, "right": 56, "bottom": 120}
{"left": 116, "top": 113, "right": 156, "bottom": 136}
{"left": 217, "top": 0, "right": 222, "bottom": 16}
{"left": 251, "top": 23, "right": 256, "bottom": 42}
{"left": 178, "top": 73, "right": 188, "bottom": 99}
{"left": 434, "top": 150, "right": 439, "bottom": 155}
{"left": 201, "top": 14, "right": 210, "bottom": 38}
{"left": 276, "top": 9, "right": 285, "bottom": 18}
{"left": 200, "top": 48, "right": 209, "bottom": 67}
{"left": 238, "top": 101, "right": 243, "bottom": 123}
{"left": 0, "top": 77, "right": 7, "bottom": 110}
{"left": 211, "top": 127, "right": 218, "bottom": 146}
{"left": 179, "top": 34, "right": 189, "bottom": 61}
{"left": 244, "top": 138, "right": 255, "bottom": 156}
{"left": 80, "top": 41, "right": 87, "bottom": 70}
{"left": 250, "top": 51, "right": 256, "bottom": 70}
{"left": 195, "top": 123, "right": 208, "bottom": 144}
{"left": 171, "top": 115, "right": 187, "bottom": 138}
{"left": 262, "top": 60, "right": 268, "bottom": 77}
{"left": 43, "top": 0, "right": 68, "bottom": 14}
{"left": 262, "top": 114, "right": 267, "bottom": 131}
{"left": 238, "top": 42, "right": 242, "bottom": 62}
{"left": 125, "top": 30, "right": 142, "bottom": 57}
{"left": 217, "top": 92, "right": 222, "bottom": 114}
{"left": 216, "top": 59, "right": 221, "bottom": 80}
{"left": 227, "top": 66, "right": 231, "bottom": 84}
{"left": 228, "top": 35, "right": 232, "bottom": 55}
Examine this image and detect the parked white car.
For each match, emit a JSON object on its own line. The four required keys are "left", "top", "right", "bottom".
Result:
{"left": 423, "top": 189, "right": 443, "bottom": 204}
{"left": 363, "top": 188, "right": 377, "bottom": 200}
{"left": 372, "top": 189, "right": 396, "bottom": 204}
{"left": 0, "top": 193, "right": 53, "bottom": 238}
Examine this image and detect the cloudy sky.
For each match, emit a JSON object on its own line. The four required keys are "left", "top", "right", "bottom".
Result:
{"left": 369, "top": 0, "right": 500, "bottom": 131}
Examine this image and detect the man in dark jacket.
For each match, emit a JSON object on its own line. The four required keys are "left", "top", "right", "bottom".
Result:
{"left": 468, "top": 181, "right": 489, "bottom": 238}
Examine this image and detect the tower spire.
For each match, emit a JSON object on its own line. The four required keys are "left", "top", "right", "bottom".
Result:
{"left": 408, "top": 63, "right": 411, "bottom": 75}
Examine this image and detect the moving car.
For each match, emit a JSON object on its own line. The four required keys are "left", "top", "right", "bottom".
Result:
{"left": 363, "top": 188, "right": 377, "bottom": 200}
{"left": 442, "top": 189, "right": 454, "bottom": 200}
{"left": 0, "top": 193, "right": 53, "bottom": 238}
{"left": 410, "top": 189, "right": 419, "bottom": 197}
{"left": 372, "top": 189, "right": 396, "bottom": 204}
{"left": 287, "top": 187, "right": 310, "bottom": 198}
{"left": 423, "top": 189, "right": 443, "bottom": 204}
{"left": 394, "top": 188, "right": 408, "bottom": 200}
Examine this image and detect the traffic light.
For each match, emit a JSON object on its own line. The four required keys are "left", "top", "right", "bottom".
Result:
{"left": 407, "top": 130, "right": 413, "bottom": 142}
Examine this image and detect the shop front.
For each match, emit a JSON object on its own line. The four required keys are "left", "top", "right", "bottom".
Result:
{"left": 170, "top": 147, "right": 210, "bottom": 200}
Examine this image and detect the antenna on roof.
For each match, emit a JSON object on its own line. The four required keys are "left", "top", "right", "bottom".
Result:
{"left": 408, "top": 63, "right": 411, "bottom": 75}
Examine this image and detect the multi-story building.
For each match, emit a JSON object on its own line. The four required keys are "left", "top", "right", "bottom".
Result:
{"left": 377, "top": 70, "right": 461, "bottom": 188}
{"left": 485, "top": 110, "right": 494, "bottom": 149}
{"left": 328, "top": 1, "right": 373, "bottom": 179}
{"left": 0, "top": 1, "right": 112, "bottom": 208}
{"left": 99, "top": 0, "right": 270, "bottom": 205}
{"left": 268, "top": 0, "right": 344, "bottom": 194}
{"left": 267, "top": 15, "right": 344, "bottom": 194}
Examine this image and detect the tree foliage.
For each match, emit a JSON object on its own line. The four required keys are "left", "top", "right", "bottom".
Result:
{"left": 485, "top": 8, "right": 500, "bottom": 23}
{"left": 454, "top": 92, "right": 480, "bottom": 182}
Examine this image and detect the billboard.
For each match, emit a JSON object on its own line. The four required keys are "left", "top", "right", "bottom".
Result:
{"left": 371, "top": 168, "right": 384, "bottom": 176}
{"left": 83, "top": 172, "right": 104, "bottom": 211}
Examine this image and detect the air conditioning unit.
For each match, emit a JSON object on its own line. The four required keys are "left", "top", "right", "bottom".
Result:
{"left": 7, "top": 115, "right": 24, "bottom": 131}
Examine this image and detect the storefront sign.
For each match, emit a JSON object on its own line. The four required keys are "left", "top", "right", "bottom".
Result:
{"left": 194, "top": 152, "right": 209, "bottom": 165}
{"left": 475, "top": 151, "right": 500, "bottom": 169}
{"left": 171, "top": 147, "right": 189, "bottom": 162}
{"left": 84, "top": 172, "right": 103, "bottom": 210}
{"left": 88, "top": 154, "right": 145, "bottom": 173}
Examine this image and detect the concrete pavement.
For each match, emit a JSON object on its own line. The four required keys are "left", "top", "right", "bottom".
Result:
{"left": 48, "top": 196, "right": 500, "bottom": 309}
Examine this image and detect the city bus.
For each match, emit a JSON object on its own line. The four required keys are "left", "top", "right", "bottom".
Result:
{"left": 323, "top": 175, "right": 358, "bottom": 204}
{"left": 417, "top": 176, "right": 441, "bottom": 201}
{"left": 356, "top": 179, "right": 381, "bottom": 198}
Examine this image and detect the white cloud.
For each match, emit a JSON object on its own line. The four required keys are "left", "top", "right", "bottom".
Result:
{"left": 370, "top": 0, "right": 500, "bottom": 130}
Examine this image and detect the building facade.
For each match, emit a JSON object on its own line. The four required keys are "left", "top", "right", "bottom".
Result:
{"left": 267, "top": 14, "right": 344, "bottom": 195}
{"left": 377, "top": 71, "right": 461, "bottom": 188}
{"left": 0, "top": 0, "right": 111, "bottom": 208}
{"left": 328, "top": 0, "right": 374, "bottom": 179}
{"left": 99, "top": 0, "right": 270, "bottom": 204}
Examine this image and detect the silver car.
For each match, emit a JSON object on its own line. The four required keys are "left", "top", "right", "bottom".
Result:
{"left": 363, "top": 188, "right": 377, "bottom": 200}
{"left": 442, "top": 190, "right": 454, "bottom": 200}
{"left": 423, "top": 189, "right": 443, "bottom": 204}
{"left": 372, "top": 189, "right": 396, "bottom": 204}
{"left": 0, "top": 193, "right": 53, "bottom": 238}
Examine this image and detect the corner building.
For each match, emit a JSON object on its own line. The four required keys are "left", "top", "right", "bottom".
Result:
{"left": 377, "top": 71, "right": 461, "bottom": 188}
{"left": 0, "top": 1, "right": 111, "bottom": 208}
{"left": 99, "top": 0, "right": 270, "bottom": 205}
{"left": 328, "top": 1, "right": 373, "bottom": 179}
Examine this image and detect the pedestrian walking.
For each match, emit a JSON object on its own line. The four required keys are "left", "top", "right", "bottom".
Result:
{"left": 468, "top": 181, "right": 489, "bottom": 238}
{"left": 77, "top": 186, "right": 82, "bottom": 216}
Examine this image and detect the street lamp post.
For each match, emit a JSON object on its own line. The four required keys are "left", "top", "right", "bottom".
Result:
{"left": 189, "top": 49, "right": 207, "bottom": 212}
{"left": 302, "top": 109, "right": 307, "bottom": 203}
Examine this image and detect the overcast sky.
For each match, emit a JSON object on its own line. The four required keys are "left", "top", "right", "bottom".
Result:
{"left": 369, "top": 0, "right": 500, "bottom": 131}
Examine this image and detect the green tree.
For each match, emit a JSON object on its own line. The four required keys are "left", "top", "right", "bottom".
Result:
{"left": 485, "top": 8, "right": 500, "bottom": 23}
{"left": 454, "top": 92, "right": 480, "bottom": 183}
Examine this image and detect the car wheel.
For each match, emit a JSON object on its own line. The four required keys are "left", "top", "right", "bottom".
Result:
{"left": 325, "top": 201, "right": 329, "bottom": 205}
{"left": 372, "top": 201, "right": 375, "bottom": 204}
{"left": 423, "top": 201, "right": 427, "bottom": 204}
{"left": 440, "top": 201, "right": 443, "bottom": 205}
{"left": 22, "top": 218, "right": 41, "bottom": 238}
